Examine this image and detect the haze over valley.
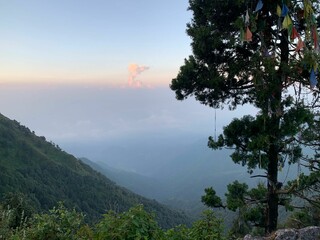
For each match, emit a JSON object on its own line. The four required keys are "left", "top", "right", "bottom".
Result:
{"left": 0, "top": 83, "right": 281, "bottom": 218}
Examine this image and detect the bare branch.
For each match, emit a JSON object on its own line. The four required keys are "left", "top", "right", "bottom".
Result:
{"left": 250, "top": 175, "right": 268, "bottom": 179}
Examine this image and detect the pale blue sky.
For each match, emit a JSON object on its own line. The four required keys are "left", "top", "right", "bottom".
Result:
{"left": 0, "top": 0, "right": 191, "bottom": 85}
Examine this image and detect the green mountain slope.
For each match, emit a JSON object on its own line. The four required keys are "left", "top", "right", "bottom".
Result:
{"left": 0, "top": 114, "right": 190, "bottom": 228}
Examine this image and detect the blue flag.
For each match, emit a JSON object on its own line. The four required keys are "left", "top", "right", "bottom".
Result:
{"left": 255, "top": 0, "right": 263, "bottom": 12}
{"left": 310, "top": 69, "right": 318, "bottom": 88}
{"left": 281, "top": 4, "right": 289, "bottom": 17}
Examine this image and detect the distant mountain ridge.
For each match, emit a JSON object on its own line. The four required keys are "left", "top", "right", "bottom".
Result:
{"left": 83, "top": 137, "right": 249, "bottom": 202}
{"left": 0, "top": 113, "right": 190, "bottom": 228}
{"left": 80, "top": 157, "right": 168, "bottom": 200}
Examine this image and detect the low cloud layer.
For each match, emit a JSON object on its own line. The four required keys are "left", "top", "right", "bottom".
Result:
{"left": 0, "top": 83, "right": 257, "bottom": 160}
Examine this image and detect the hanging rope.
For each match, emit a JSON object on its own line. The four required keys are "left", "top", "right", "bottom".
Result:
{"left": 214, "top": 109, "right": 217, "bottom": 141}
{"left": 297, "top": 156, "right": 302, "bottom": 187}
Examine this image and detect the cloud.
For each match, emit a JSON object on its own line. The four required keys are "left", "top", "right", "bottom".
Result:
{"left": 128, "top": 63, "right": 150, "bottom": 88}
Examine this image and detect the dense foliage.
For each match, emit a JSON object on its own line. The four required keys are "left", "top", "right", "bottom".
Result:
{"left": 171, "top": 0, "right": 320, "bottom": 234}
{"left": 0, "top": 201, "right": 226, "bottom": 240}
{"left": 0, "top": 113, "right": 190, "bottom": 229}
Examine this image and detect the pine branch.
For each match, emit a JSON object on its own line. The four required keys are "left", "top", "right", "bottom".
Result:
{"left": 276, "top": 182, "right": 297, "bottom": 195}
{"left": 294, "top": 192, "right": 320, "bottom": 208}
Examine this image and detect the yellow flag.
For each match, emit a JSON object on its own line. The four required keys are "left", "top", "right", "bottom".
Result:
{"left": 276, "top": 5, "right": 281, "bottom": 17}
{"left": 304, "top": 0, "right": 314, "bottom": 18}
{"left": 282, "top": 15, "right": 292, "bottom": 29}
{"left": 314, "top": 62, "right": 318, "bottom": 71}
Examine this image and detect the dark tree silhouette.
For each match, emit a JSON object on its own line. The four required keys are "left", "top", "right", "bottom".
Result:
{"left": 171, "top": 0, "right": 320, "bottom": 234}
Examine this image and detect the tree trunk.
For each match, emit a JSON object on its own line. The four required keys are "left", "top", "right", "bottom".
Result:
{"left": 264, "top": 24, "right": 289, "bottom": 234}
{"left": 266, "top": 142, "right": 279, "bottom": 233}
{"left": 265, "top": 75, "right": 282, "bottom": 233}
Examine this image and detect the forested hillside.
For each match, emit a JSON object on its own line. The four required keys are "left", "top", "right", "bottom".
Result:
{"left": 0, "top": 113, "right": 190, "bottom": 228}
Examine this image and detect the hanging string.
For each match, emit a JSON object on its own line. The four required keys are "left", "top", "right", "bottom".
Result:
{"left": 214, "top": 109, "right": 217, "bottom": 141}
{"left": 297, "top": 158, "right": 301, "bottom": 186}
{"left": 283, "top": 160, "right": 291, "bottom": 185}
{"left": 297, "top": 145, "right": 302, "bottom": 187}
{"left": 259, "top": 150, "right": 262, "bottom": 168}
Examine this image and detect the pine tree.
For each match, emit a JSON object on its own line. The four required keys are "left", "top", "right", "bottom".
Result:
{"left": 171, "top": 0, "right": 320, "bottom": 234}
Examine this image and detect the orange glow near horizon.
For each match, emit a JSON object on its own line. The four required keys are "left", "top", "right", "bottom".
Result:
{"left": 0, "top": 72, "right": 176, "bottom": 88}
{"left": 0, "top": 64, "right": 178, "bottom": 88}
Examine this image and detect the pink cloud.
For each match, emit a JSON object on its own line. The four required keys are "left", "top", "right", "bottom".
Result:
{"left": 128, "top": 63, "right": 150, "bottom": 88}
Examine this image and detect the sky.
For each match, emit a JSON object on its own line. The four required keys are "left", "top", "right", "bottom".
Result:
{"left": 0, "top": 0, "right": 191, "bottom": 86}
{"left": 0, "top": 0, "right": 257, "bottom": 161}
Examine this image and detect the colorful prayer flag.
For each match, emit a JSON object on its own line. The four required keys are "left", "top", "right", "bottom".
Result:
{"left": 310, "top": 69, "right": 318, "bottom": 88}
{"left": 240, "top": 28, "right": 245, "bottom": 41}
{"left": 276, "top": 5, "right": 281, "bottom": 17}
{"left": 304, "top": 0, "right": 314, "bottom": 18}
{"left": 244, "top": 27, "right": 252, "bottom": 42}
{"left": 312, "top": 26, "right": 319, "bottom": 49}
{"left": 295, "top": 37, "right": 304, "bottom": 52}
{"left": 281, "top": 4, "right": 289, "bottom": 17}
{"left": 282, "top": 15, "right": 292, "bottom": 29}
{"left": 255, "top": 0, "right": 263, "bottom": 12}
{"left": 245, "top": 10, "right": 250, "bottom": 25}
{"left": 290, "top": 27, "right": 299, "bottom": 40}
